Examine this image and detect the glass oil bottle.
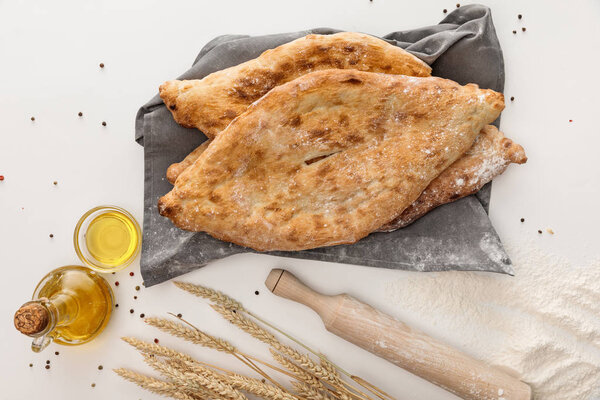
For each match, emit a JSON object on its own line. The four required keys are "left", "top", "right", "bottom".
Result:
{"left": 14, "top": 265, "right": 114, "bottom": 352}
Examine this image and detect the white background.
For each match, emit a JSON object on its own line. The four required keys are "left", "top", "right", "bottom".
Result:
{"left": 1, "top": 0, "right": 599, "bottom": 399}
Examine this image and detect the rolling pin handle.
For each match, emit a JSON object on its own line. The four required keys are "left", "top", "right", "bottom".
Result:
{"left": 265, "top": 269, "right": 337, "bottom": 322}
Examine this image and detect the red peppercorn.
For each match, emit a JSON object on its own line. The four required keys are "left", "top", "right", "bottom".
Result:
{"left": 569, "top": 119, "right": 573, "bottom": 122}
{"left": 154, "top": 338, "right": 159, "bottom": 344}
{"left": 114, "top": 281, "right": 119, "bottom": 286}
{"left": 129, "top": 272, "right": 134, "bottom": 276}
{"left": 0, "top": 175, "right": 4, "bottom": 181}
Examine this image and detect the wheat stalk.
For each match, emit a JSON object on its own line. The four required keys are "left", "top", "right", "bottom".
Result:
{"left": 319, "top": 357, "right": 342, "bottom": 385}
{"left": 227, "top": 374, "right": 299, "bottom": 400}
{"left": 174, "top": 281, "right": 244, "bottom": 311}
{"left": 176, "top": 281, "right": 391, "bottom": 400}
{"left": 121, "top": 337, "right": 196, "bottom": 363}
{"left": 145, "top": 317, "right": 236, "bottom": 353}
{"left": 113, "top": 368, "right": 200, "bottom": 400}
{"left": 213, "top": 305, "right": 339, "bottom": 385}
{"left": 212, "top": 305, "right": 278, "bottom": 344}
{"left": 212, "top": 303, "right": 364, "bottom": 400}
{"left": 270, "top": 348, "right": 324, "bottom": 390}
{"left": 292, "top": 382, "right": 336, "bottom": 400}
{"left": 144, "top": 354, "right": 247, "bottom": 400}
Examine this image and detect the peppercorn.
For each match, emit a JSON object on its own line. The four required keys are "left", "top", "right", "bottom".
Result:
{"left": 115, "top": 281, "right": 119, "bottom": 286}
{"left": 510, "top": 96, "right": 515, "bottom": 101}
{"left": 46, "top": 360, "right": 50, "bottom": 365}
{"left": 538, "top": 230, "right": 542, "bottom": 234}
{"left": 31, "top": 116, "right": 35, "bottom": 121}
{"left": 129, "top": 272, "right": 134, "bottom": 276}
{"left": 98, "top": 365, "right": 103, "bottom": 370}
{"left": 55, "top": 351, "right": 59, "bottom": 355}
{"left": 49, "top": 234, "right": 54, "bottom": 238}
{"left": 512, "top": 30, "right": 517, "bottom": 34}
{"left": 154, "top": 338, "right": 159, "bottom": 344}
{"left": 254, "top": 290, "right": 259, "bottom": 295}
{"left": 53, "top": 181, "right": 57, "bottom": 185}
{"left": 101, "top": 121, "right": 107, "bottom": 126}
{"left": 91, "top": 383, "right": 96, "bottom": 388}
{"left": 115, "top": 303, "right": 119, "bottom": 308}
{"left": 135, "top": 286, "right": 140, "bottom": 291}
{"left": 456, "top": 3, "right": 460, "bottom": 7}
{"left": 443, "top": 9, "right": 447, "bottom": 13}
{"left": 520, "top": 218, "right": 525, "bottom": 222}
{"left": 129, "top": 309, "right": 134, "bottom": 314}
{"left": 140, "top": 313, "right": 145, "bottom": 318}
{"left": 99, "top": 63, "right": 104, "bottom": 68}
{"left": 518, "top": 14, "right": 522, "bottom": 19}
{"left": 522, "top": 27, "right": 526, "bottom": 32}
{"left": 45, "top": 365, "right": 50, "bottom": 370}
{"left": 177, "top": 313, "right": 182, "bottom": 318}
{"left": 133, "top": 296, "right": 137, "bottom": 300}
{"left": 0, "top": 175, "right": 4, "bottom": 181}
{"left": 29, "top": 363, "right": 33, "bottom": 367}
{"left": 78, "top": 112, "right": 83, "bottom": 117}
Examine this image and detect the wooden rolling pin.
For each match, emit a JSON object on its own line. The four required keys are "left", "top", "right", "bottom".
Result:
{"left": 265, "top": 269, "right": 531, "bottom": 400}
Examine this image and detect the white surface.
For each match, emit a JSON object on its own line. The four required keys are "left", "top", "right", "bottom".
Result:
{"left": 1, "top": 1, "right": 599, "bottom": 399}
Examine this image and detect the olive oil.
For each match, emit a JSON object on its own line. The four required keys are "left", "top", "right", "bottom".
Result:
{"left": 85, "top": 211, "right": 139, "bottom": 267}
{"left": 14, "top": 266, "right": 113, "bottom": 352}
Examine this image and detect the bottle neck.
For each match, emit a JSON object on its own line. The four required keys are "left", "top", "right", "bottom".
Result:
{"left": 44, "top": 292, "right": 78, "bottom": 329}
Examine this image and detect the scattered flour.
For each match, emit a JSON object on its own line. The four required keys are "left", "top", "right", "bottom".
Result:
{"left": 384, "top": 239, "right": 600, "bottom": 400}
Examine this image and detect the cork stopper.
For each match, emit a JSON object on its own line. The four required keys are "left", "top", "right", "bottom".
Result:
{"left": 14, "top": 303, "right": 49, "bottom": 335}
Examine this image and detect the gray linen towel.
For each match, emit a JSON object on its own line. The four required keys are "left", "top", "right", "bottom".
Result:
{"left": 136, "top": 4, "right": 512, "bottom": 287}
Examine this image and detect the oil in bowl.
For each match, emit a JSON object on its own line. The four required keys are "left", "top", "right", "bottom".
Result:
{"left": 74, "top": 206, "right": 141, "bottom": 272}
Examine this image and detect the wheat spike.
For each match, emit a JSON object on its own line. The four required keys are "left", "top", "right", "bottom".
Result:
{"left": 212, "top": 305, "right": 278, "bottom": 344}
{"left": 145, "top": 317, "right": 236, "bottom": 353}
{"left": 227, "top": 374, "right": 298, "bottom": 400}
{"left": 174, "top": 281, "right": 244, "bottom": 311}
{"left": 292, "top": 382, "right": 337, "bottom": 400}
{"left": 114, "top": 368, "right": 199, "bottom": 400}
{"left": 212, "top": 305, "right": 340, "bottom": 387}
{"left": 270, "top": 348, "right": 324, "bottom": 390}
{"left": 121, "top": 337, "right": 196, "bottom": 363}
{"left": 144, "top": 355, "right": 247, "bottom": 400}
{"left": 319, "top": 357, "right": 342, "bottom": 385}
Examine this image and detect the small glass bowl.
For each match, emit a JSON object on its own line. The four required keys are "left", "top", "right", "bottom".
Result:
{"left": 73, "top": 205, "right": 141, "bottom": 273}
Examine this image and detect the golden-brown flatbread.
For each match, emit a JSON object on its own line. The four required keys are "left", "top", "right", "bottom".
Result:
{"left": 165, "top": 126, "right": 527, "bottom": 229}
{"left": 158, "top": 70, "right": 504, "bottom": 251}
{"left": 378, "top": 125, "right": 527, "bottom": 231}
{"left": 159, "top": 32, "right": 431, "bottom": 139}
{"left": 166, "top": 140, "right": 212, "bottom": 184}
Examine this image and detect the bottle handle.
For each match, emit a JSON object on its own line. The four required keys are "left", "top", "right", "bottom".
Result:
{"left": 31, "top": 332, "right": 53, "bottom": 353}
